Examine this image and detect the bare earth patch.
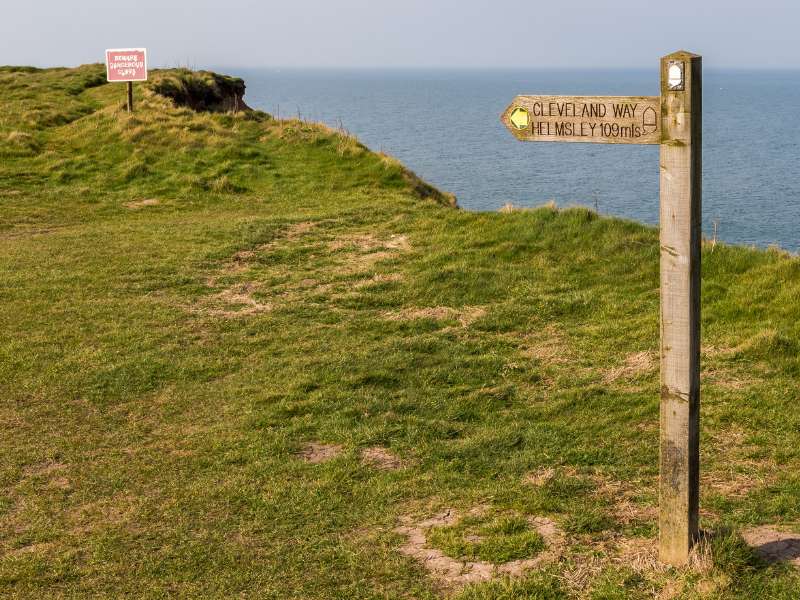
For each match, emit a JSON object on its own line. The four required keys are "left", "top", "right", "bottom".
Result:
{"left": 124, "top": 198, "right": 160, "bottom": 209}
{"left": 742, "top": 526, "right": 800, "bottom": 568}
{"left": 384, "top": 306, "right": 487, "bottom": 328}
{"left": 393, "top": 488, "right": 717, "bottom": 596}
{"left": 297, "top": 443, "right": 343, "bottom": 464}
{"left": 394, "top": 508, "right": 564, "bottom": 590}
{"left": 360, "top": 447, "right": 403, "bottom": 471}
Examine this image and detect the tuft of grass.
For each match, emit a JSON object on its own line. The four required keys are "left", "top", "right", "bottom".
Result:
{"left": 147, "top": 69, "right": 253, "bottom": 113}
{"left": 564, "top": 508, "right": 616, "bottom": 535}
{"left": 428, "top": 513, "right": 546, "bottom": 563}
{"left": 454, "top": 571, "right": 566, "bottom": 600}
{"left": 1, "top": 130, "right": 41, "bottom": 156}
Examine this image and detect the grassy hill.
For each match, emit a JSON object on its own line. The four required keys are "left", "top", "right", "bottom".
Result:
{"left": 1, "top": 65, "right": 799, "bottom": 599}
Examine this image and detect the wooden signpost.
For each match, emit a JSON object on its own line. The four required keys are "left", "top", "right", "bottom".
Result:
{"left": 501, "top": 50, "right": 702, "bottom": 566}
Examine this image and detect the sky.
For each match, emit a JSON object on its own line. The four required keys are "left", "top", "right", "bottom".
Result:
{"left": 1, "top": 1, "right": 798, "bottom": 69}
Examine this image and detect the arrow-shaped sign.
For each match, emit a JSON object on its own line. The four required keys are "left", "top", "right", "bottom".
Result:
{"left": 501, "top": 95, "right": 660, "bottom": 145}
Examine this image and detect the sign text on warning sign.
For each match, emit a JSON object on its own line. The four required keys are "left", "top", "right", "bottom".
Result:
{"left": 105, "top": 48, "right": 148, "bottom": 82}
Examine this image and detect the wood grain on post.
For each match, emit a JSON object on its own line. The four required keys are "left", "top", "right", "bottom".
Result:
{"left": 658, "top": 50, "right": 702, "bottom": 566}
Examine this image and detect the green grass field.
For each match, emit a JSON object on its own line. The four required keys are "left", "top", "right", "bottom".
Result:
{"left": 1, "top": 64, "right": 799, "bottom": 599}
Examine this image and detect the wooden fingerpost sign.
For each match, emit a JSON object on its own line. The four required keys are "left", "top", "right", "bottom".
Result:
{"left": 501, "top": 50, "right": 702, "bottom": 566}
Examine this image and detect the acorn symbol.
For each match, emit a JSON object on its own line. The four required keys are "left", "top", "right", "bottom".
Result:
{"left": 642, "top": 106, "right": 657, "bottom": 135}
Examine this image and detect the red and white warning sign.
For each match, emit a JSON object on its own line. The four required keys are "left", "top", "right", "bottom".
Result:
{"left": 105, "top": 48, "right": 148, "bottom": 82}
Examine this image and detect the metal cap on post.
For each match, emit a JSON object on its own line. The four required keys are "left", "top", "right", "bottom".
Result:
{"left": 658, "top": 50, "right": 702, "bottom": 566}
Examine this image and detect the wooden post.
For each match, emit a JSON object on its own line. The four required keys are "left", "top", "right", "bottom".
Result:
{"left": 126, "top": 81, "right": 134, "bottom": 113}
{"left": 499, "top": 52, "right": 704, "bottom": 566}
{"left": 658, "top": 50, "right": 702, "bottom": 565}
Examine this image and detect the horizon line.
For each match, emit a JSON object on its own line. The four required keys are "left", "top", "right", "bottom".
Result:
{"left": 4, "top": 62, "right": 800, "bottom": 72}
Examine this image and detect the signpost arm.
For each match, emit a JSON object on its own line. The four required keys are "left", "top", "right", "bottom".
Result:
{"left": 127, "top": 81, "right": 134, "bottom": 113}
{"left": 658, "top": 50, "right": 702, "bottom": 566}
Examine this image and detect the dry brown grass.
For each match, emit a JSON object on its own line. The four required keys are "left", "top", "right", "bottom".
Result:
{"left": 529, "top": 466, "right": 658, "bottom": 527}
{"left": 192, "top": 224, "right": 413, "bottom": 319}
{"left": 123, "top": 198, "right": 160, "bottom": 209}
{"left": 498, "top": 201, "right": 560, "bottom": 214}
{"left": 702, "top": 426, "right": 775, "bottom": 498}
{"left": 352, "top": 273, "right": 403, "bottom": 288}
{"left": 556, "top": 528, "right": 718, "bottom": 598}
{"left": 603, "top": 351, "right": 656, "bottom": 384}
{"left": 184, "top": 282, "right": 272, "bottom": 319}
{"left": 702, "top": 364, "right": 758, "bottom": 391}
{"left": 326, "top": 233, "right": 412, "bottom": 274}
{"left": 703, "top": 470, "right": 771, "bottom": 498}
{"left": 21, "top": 460, "right": 67, "bottom": 479}
{"left": 517, "top": 324, "right": 574, "bottom": 366}
{"left": 68, "top": 493, "right": 140, "bottom": 536}
{"left": 383, "top": 306, "right": 487, "bottom": 328}
{"left": 329, "top": 233, "right": 410, "bottom": 253}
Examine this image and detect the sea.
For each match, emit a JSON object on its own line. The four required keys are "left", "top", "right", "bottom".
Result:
{"left": 230, "top": 68, "right": 800, "bottom": 253}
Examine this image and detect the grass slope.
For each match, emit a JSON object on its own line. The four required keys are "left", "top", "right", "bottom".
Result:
{"left": 1, "top": 65, "right": 799, "bottom": 599}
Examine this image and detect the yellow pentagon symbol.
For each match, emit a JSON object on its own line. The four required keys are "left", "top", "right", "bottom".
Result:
{"left": 509, "top": 107, "right": 530, "bottom": 130}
